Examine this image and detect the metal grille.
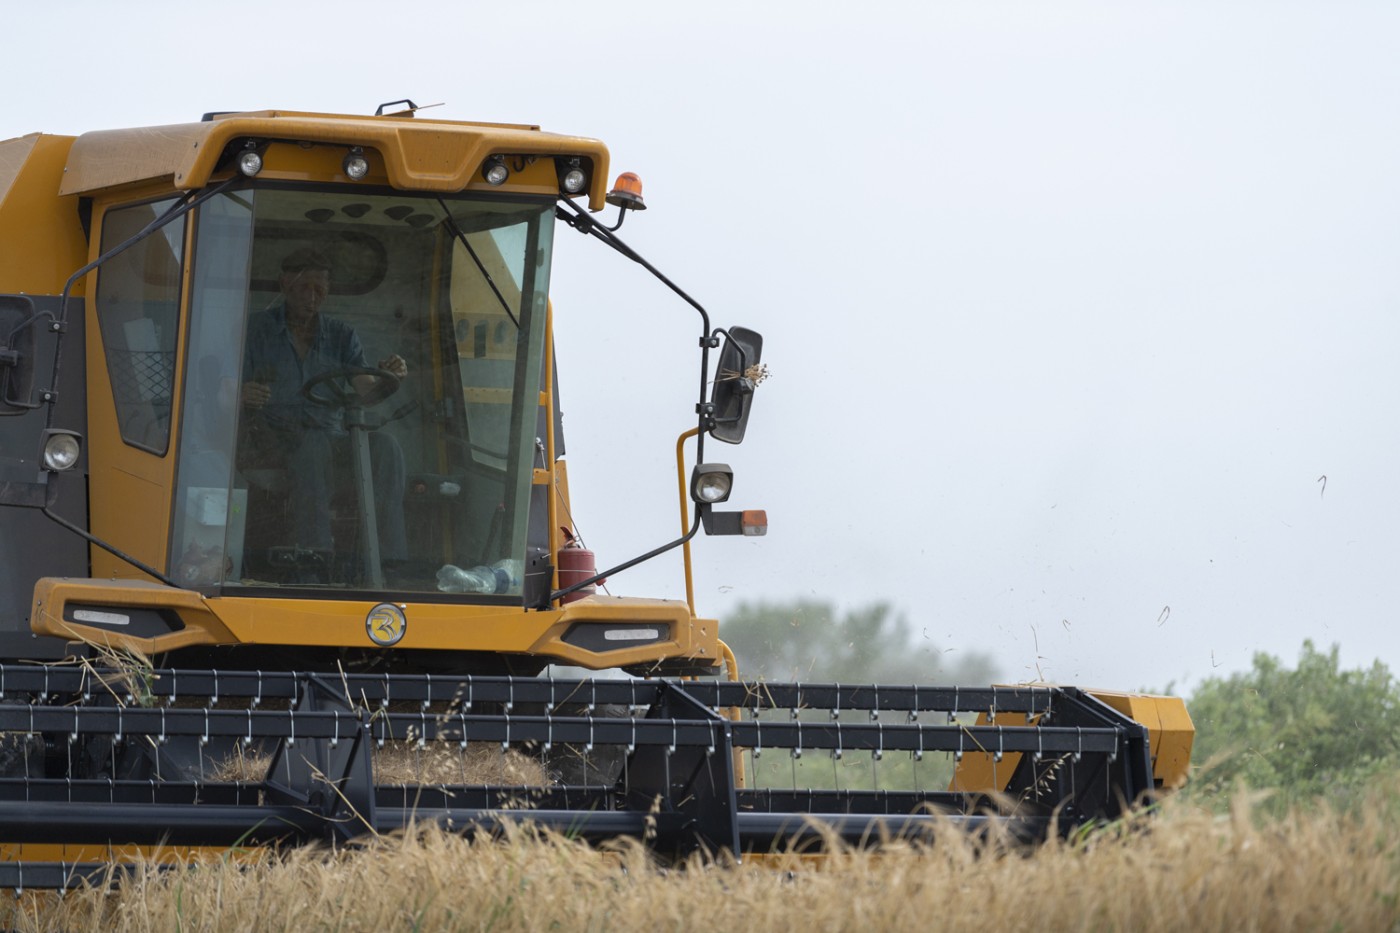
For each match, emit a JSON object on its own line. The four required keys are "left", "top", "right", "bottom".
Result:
{"left": 107, "top": 349, "right": 174, "bottom": 404}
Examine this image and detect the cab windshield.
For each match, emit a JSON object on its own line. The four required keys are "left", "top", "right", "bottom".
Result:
{"left": 169, "top": 186, "right": 553, "bottom": 599}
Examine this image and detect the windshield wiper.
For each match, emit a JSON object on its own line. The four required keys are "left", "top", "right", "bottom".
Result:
{"left": 435, "top": 198, "right": 519, "bottom": 328}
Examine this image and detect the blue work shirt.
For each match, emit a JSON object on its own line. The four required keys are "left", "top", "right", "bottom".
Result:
{"left": 242, "top": 305, "right": 368, "bottom": 434}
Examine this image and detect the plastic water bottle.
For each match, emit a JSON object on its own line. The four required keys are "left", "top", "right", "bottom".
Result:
{"left": 436, "top": 564, "right": 497, "bottom": 594}
{"left": 490, "top": 559, "right": 523, "bottom": 591}
{"left": 437, "top": 559, "right": 524, "bottom": 595}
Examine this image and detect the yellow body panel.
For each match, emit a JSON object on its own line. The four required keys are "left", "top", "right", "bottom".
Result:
{"left": 0, "top": 843, "right": 261, "bottom": 865}
{"left": 0, "top": 134, "right": 88, "bottom": 295}
{"left": 59, "top": 111, "right": 612, "bottom": 209}
{"left": 82, "top": 194, "right": 193, "bottom": 580}
{"left": 206, "top": 140, "right": 575, "bottom": 202}
{"left": 949, "top": 688, "right": 1195, "bottom": 795}
{"left": 32, "top": 579, "right": 720, "bottom": 670}
{"left": 1090, "top": 689, "right": 1194, "bottom": 790}
{"left": 31, "top": 578, "right": 236, "bottom": 651}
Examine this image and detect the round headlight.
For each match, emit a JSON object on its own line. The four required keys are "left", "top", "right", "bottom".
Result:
{"left": 483, "top": 158, "right": 509, "bottom": 186}
{"left": 695, "top": 472, "right": 732, "bottom": 503}
{"left": 42, "top": 433, "right": 81, "bottom": 472}
{"left": 237, "top": 150, "right": 263, "bottom": 177}
{"left": 562, "top": 167, "right": 587, "bottom": 194}
{"left": 343, "top": 149, "right": 370, "bottom": 180}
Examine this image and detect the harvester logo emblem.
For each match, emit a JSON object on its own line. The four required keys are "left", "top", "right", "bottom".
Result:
{"left": 366, "top": 603, "right": 407, "bottom": 646}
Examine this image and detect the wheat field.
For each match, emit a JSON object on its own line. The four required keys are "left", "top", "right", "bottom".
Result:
{"left": 2, "top": 783, "right": 1396, "bottom": 933}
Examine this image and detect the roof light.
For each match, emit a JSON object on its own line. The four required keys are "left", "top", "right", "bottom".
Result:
{"left": 237, "top": 141, "right": 263, "bottom": 177}
{"left": 482, "top": 155, "right": 509, "bottom": 186}
{"left": 342, "top": 147, "right": 371, "bottom": 180}
{"left": 606, "top": 172, "right": 646, "bottom": 211}
{"left": 559, "top": 158, "right": 588, "bottom": 194}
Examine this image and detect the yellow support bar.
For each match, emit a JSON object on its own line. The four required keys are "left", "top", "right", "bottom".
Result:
{"left": 675, "top": 427, "right": 700, "bottom": 617}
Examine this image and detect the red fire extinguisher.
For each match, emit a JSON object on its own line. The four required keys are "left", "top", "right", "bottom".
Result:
{"left": 556, "top": 528, "right": 605, "bottom": 604}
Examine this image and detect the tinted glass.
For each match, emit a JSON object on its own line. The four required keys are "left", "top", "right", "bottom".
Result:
{"left": 96, "top": 200, "right": 185, "bottom": 454}
{"left": 170, "top": 187, "right": 552, "bottom": 598}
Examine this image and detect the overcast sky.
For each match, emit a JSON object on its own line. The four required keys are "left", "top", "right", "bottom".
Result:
{"left": 7, "top": 1, "right": 1398, "bottom": 692}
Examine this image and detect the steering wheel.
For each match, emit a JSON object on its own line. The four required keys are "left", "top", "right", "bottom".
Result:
{"left": 300, "top": 366, "right": 401, "bottom": 409}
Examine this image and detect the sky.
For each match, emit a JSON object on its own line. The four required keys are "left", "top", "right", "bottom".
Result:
{"left": 5, "top": 1, "right": 1399, "bottom": 692}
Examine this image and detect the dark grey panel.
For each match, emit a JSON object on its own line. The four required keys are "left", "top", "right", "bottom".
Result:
{"left": 0, "top": 296, "right": 88, "bottom": 660}
{"left": 561, "top": 622, "right": 668, "bottom": 653}
{"left": 62, "top": 604, "right": 183, "bottom": 639}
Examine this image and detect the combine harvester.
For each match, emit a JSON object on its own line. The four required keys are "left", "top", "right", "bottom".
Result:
{"left": 0, "top": 103, "right": 1192, "bottom": 888}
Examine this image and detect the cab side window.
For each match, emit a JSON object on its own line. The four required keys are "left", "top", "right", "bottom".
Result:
{"left": 95, "top": 200, "right": 185, "bottom": 453}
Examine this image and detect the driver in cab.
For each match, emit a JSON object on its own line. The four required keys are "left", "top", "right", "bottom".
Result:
{"left": 240, "top": 247, "right": 408, "bottom": 568}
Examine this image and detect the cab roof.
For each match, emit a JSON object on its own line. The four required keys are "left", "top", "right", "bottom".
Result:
{"left": 59, "top": 109, "right": 612, "bottom": 209}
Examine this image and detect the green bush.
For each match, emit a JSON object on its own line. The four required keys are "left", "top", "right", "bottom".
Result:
{"left": 1185, "top": 641, "right": 1400, "bottom": 814}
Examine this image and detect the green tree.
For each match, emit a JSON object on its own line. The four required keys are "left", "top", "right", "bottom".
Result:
{"left": 1185, "top": 640, "right": 1400, "bottom": 814}
{"left": 719, "top": 599, "right": 999, "bottom": 685}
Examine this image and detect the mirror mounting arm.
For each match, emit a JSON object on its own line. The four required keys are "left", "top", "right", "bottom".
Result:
{"left": 695, "top": 401, "right": 716, "bottom": 432}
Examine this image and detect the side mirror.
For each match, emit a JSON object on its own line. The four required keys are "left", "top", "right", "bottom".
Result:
{"left": 0, "top": 295, "right": 37, "bottom": 415}
{"left": 708, "top": 326, "right": 763, "bottom": 445}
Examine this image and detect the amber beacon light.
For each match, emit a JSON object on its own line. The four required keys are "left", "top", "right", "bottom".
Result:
{"left": 606, "top": 172, "right": 646, "bottom": 210}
